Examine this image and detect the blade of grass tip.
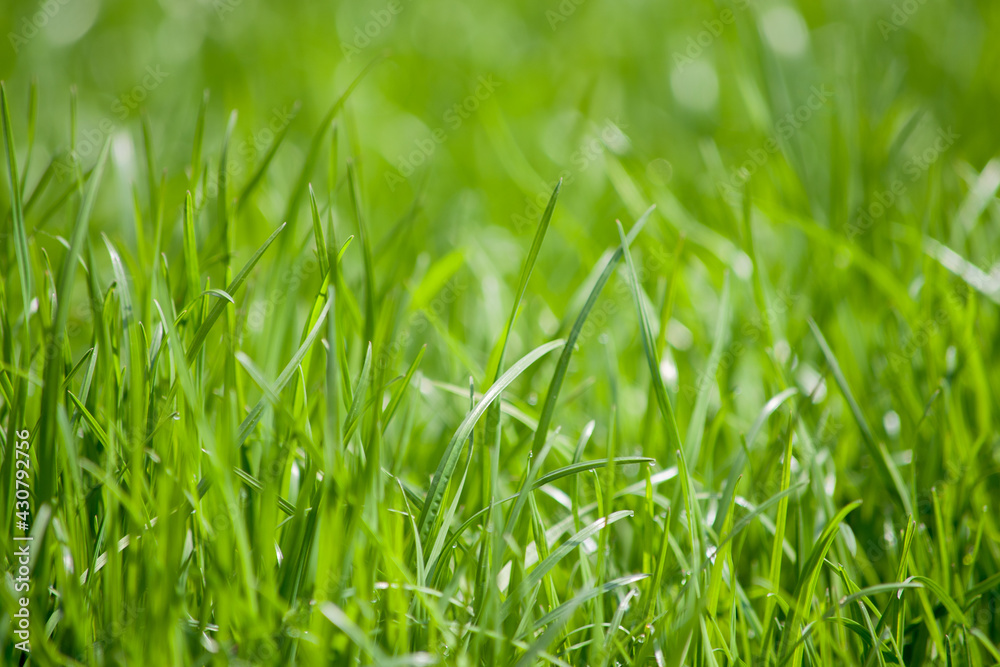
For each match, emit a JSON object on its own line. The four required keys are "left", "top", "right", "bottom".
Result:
{"left": 35, "top": 138, "right": 110, "bottom": 505}
{"left": 238, "top": 101, "right": 301, "bottom": 210}
{"left": 486, "top": 179, "right": 561, "bottom": 384}
{"left": 484, "top": 179, "right": 560, "bottom": 548}
{"left": 309, "top": 184, "right": 329, "bottom": 278}
{"left": 527, "top": 493, "right": 559, "bottom": 616}
{"left": 616, "top": 218, "right": 701, "bottom": 588}
{"left": 615, "top": 219, "right": 683, "bottom": 458}
{"left": 184, "top": 221, "right": 286, "bottom": 365}
{"left": 415, "top": 339, "right": 565, "bottom": 544}
{"left": 235, "top": 298, "right": 332, "bottom": 448}
{"left": 527, "top": 206, "right": 655, "bottom": 462}
{"left": 342, "top": 342, "right": 373, "bottom": 445}
{"left": 383, "top": 344, "right": 426, "bottom": 429}
{"left": 605, "top": 587, "right": 640, "bottom": 667}
{"left": 808, "top": 318, "right": 912, "bottom": 516}
{"left": 866, "top": 517, "right": 917, "bottom": 666}
{"left": 1, "top": 82, "right": 33, "bottom": 328}
{"left": 761, "top": 426, "right": 796, "bottom": 665}
{"left": 501, "top": 423, "right": 559, "bottom": 560}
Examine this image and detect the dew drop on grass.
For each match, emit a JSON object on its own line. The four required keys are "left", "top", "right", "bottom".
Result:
{"left": 658, "top": 355, "right": 678, "bottom": 389}
{"left": 773, "top": 339, "right": 791, "bottom": 365}
{"left": 883, "top": 410, "right": 901, "bottom": 438}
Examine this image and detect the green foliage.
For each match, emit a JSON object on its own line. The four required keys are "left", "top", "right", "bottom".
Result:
{"left": 1, "top": 0, "right": 1000, "bottom": 664}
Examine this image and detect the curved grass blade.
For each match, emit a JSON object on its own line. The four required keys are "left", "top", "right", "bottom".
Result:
{"left": 500, "top": 510, "right": 633, "bottom": 621}
{"left": 808, "top": 318, "right": 912, "bottom": 516}
{"left": 235, "top": 298, "right": 332, "bottom": 447}
{"left": 425, "top": 457, "right": 653, "bottom": 578}
{"left": 416, "top": 339, "right": 565, "bottom": 543}
{"left": 309, "top": 183, "right": 329, "bottom": 278}
{"left": 615, "top": 219, "right": 682, "bottom": 456}
{"left": 526, "top": 573, "right": 650, "bottom": 641}
{"left": 527, "top": 206, "right": 655, "bottom": 460}
{"left": 184, "top": 221, "right": 286, "bottom": 365}
{"left": 779, "top": 499, "right": 862, "bottom": 667}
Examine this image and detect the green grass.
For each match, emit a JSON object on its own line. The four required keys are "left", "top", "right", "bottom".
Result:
{"left": 2, "top": 0, "right": 1000, "bottom": 664}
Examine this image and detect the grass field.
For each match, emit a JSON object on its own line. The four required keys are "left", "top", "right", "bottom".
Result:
{"left": 2, "top": 0, "right": 1000, "bottom": 664}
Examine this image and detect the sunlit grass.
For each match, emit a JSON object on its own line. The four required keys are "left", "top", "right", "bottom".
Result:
{"left": 2, "top": 0, "right": 1000, "bottom": 665}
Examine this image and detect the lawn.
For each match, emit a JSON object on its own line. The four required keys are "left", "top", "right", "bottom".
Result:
{"left": 1, "top": 0, "right": 1000, "bottom": 665}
